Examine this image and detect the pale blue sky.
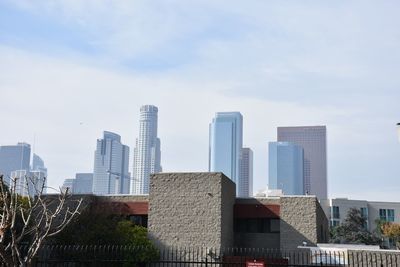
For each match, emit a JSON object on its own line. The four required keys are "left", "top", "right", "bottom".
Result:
{"left": 1, "top": 0, "right": 399, "bottom": 200}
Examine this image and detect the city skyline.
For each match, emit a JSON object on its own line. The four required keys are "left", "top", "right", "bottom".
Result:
{"left": 1, "top": 1, "right": 400, "bottom": 201}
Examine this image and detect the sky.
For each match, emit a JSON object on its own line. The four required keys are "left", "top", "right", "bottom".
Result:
{"left": 1, "top": 0, "right": 400, "bottom": 201}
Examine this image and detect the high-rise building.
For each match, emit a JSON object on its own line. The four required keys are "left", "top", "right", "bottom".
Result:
{"left": 32, "top": 153, "right": 47, "bottom": 174}
{"left": 62, "top": 178, "right": 75, "bottom": 194}
{"left": 238, "top": 147, "right": 253, "bottom": 197}
{"left": 209, "top": 112, "right": 243, "bottom": 194}
{"left": 73, "top": 173, "right": 93, "bottom": 194}
{"left": 0, "top": 143, "right": 31, "bottom": 183}
{"left": 92, "top": 131, "right": 130, "bottom": 195}
{"left": 11, "top": 169, "right": 46, "bottom": 196}
{"left": 131, "top": 105, "right": 162, "bottom": 195}
{"left": 277, "top": 126, "right": 327, "bottom": 199}
{"left": 269, "top": 142, "right": 304, "bottom": 195}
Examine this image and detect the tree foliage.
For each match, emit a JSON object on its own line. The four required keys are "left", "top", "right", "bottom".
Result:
{"left": 51, "top": 204, "right": 159, "bottom": 264}
{"left": 330, "top": 207, "right": 380, "bottom": 245}
{"left": 381, "top": 222, "right": 400, "bottom": 249}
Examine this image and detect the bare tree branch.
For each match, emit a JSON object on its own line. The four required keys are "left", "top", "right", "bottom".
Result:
{"left": 0, "top": 174, "right": 83, "bottom": 266}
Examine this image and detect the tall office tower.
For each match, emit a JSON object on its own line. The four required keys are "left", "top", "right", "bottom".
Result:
{"left": 209, "top": 112, "right": 243, "bottom": 194}
{"left": 238, "top": 147, "right": 253, "bottom": 197}
{"left": 32, "top": 153, "right": 47, "bottom": 174}
{"left": 62, "top": 178, "right": 75, "bottom": 193}
{"left": 277, "top": 126, "right": 327, "bottom": 199}
{"left": 92, "top": 131, "right": 130, "bottom": 195}
{"left": 0, "top": 143, "right": 31, "bottom": 183}
{"left": 73, "top": 173, "right": 93, "bottom": 194}
{"left": 11, "top": 169, "right": 46, "bottom": 196}
{"left": 268, "top": 142, "right": 304, "bottom": 195}
{"left": 131, "top": 105, "right": 162, "bottom": 195}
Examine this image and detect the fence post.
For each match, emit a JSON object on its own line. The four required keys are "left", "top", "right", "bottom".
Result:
{"left": 205, "top": 256, "right": 208, "bottom": 267}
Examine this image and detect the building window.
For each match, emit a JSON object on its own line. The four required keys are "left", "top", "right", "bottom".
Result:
{"left": 129, "top": 215, "right": 148, "bottom": 227}
{"left": 330, "top": 220, "right": 340, "bottom": 227}
{"left": 234, "top": 218, "right": 280, "bottom": 233}
{"left": 360, "top": 207, "right": 368, "bottom": 218}
{"left": 332, "top": 206, "right": 340, "bottom": 219}
{"left": 388, "top": 209, "right": 395, "bottom": 222}
{"left": 379, "top": 209, "right": 395, "bottom": 222}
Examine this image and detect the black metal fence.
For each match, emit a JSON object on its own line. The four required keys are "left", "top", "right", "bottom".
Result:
{"left": 26, "top": 245, "right": 400, "bottom": 267}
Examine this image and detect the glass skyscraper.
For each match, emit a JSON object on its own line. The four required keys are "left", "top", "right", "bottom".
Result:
{"left": 131, "top": 105, "right": 162, "bottom": 195}
{"left": 73, "top": 173, "right": 93, "bottom": 194}
{"left": 11, "top": 169, "right": 46, "bottom": 197}
{"left": 92, "top": 131, "right": 130, "bottom": 195}
{"left": 209, "top": 112, "right": 243, "bottom": 194}
{"left": 0, "top": 142, "right": 31, "bottom": 183}
{"left": 239, "top": 147, "right": 253, "bottom": 197}
{"left": 268, "top": 142, "right": 304, "bottom": 195}
{"left": 277, "top": 126, "right": 327, "bottom": 199}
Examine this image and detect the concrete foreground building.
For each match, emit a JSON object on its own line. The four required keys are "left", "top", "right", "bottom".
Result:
{"left": 209, "top": 112, "right": 243, "bottom": 195}
{"left": 92, "top": 131, "right": 130, "bottom": 195}
{"left": 131, "top": 105, "right": 162, "bottom": 195}
{"left": 277, "top": 126, "right": 327, "bottom": 199}
{"left": 84, "top": 172, "right": 328, "bottom": 250}
{"left": 269, "top": 142, "right": 304, "bottom": 195}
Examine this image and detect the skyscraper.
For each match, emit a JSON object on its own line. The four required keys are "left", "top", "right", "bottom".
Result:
{"left": 131, "top": 105, "right": 162, "bottom": 195}
{"left": 73, "top": 173, "right": 93, "bottom": 194}
{"left": 32, "top": 153, "right": 47, "bottom": 173}
{"left": 92, "top": 131, "right": 130, "bottom": 195}
{"left": 11, "top": 169, "right": 46, "bottom": 197}
{"left": 209, "top": 112, "right": 243, "bottom": 194}
{"left": 277, "top": 126, "right": 327, "bottom": 199}
{"left": 62, "top": 178, "right": 75, "bottom": 193}
{"left": 269, "top": 142, "right": 304, "bottom": 195}
{"left": 239, "top": 147, "right": 253, "bottom": 197}
{"left": 0, "top": 143, "right": 31, "bottom": 183}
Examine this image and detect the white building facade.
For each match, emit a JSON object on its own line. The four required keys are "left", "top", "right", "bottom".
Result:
{"left": 321, "top": 198, "right": 400, "bottom": 232}
{"left": 131, "top": 105, "right": 162, "bottom": 195}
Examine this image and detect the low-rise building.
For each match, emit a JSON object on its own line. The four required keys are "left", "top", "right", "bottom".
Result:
{"left": 87, "top": 172, "right": 329, "bottom": 250}
{"left": 321, "top": 198, "right": 400, "bottom": 232}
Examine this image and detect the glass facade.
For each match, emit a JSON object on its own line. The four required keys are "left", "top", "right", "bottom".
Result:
{"left": 73, "top": 173, "right": 93, "bottom": 194}
{"left": 277, "top": 126, "right": 327, "bottom": 199}
{"left": 209, "top": 112, "right": 243, "bottom": 194}
{"left": 379, "top": 209, "right": 395, "bottom": 222}
{"left": 92, "top": 131, "right": 130, "bottom": 195}
{"left": 0, "top": 143, "right": 31, "bottom": 184}
{"left": 268, "top": 142, "right": 304, "bottom": 195}
{"left": 332, "top": 206, "right": 340, "bottom": 219}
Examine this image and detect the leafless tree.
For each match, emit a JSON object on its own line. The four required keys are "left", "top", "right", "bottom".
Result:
{"left": 0, "top": 174, "right": 82, "bottom": 266}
